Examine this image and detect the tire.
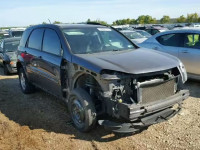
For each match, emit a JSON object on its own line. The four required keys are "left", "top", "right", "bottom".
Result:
{"left": 3, "top": 64, "right": 10, "bottom": 75}
{"left": 19, "top": 67, "right": 35, "bottom": 94}
{"left": 68, "top": 88, "right": 97, "bottom": 132}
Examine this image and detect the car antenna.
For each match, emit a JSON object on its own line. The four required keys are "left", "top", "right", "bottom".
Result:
{"left": 48, "top": 19, "right": 51, "bottom": 24}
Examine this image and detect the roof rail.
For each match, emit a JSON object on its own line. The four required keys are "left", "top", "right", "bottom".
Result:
{"left": 87, "top": 22, "right": 103, "bottom": 25}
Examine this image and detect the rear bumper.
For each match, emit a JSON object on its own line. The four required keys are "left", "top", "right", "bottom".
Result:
{"left": 99, "top": 89, "right": 189, "bottom": 133}
{"left": 6, "top": 63, "right": 17, "bottom": 73}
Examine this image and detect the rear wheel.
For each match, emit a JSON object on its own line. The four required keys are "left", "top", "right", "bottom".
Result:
{"left": 68, "top": 88, "right": 97, "bottom": 132}
{"left": 19, "top": 67, "right": 35, "bottom": 94}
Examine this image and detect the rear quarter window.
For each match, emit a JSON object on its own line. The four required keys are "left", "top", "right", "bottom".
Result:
{"left": 19, "top": 29, "right": 32, "bottom": 47}
{"left": 28, "top": 28, "right": 44, "bottom": 50}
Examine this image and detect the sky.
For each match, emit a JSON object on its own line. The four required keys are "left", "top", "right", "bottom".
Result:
{"left": 0, "top": 0, "right": 200, "bottom": 27}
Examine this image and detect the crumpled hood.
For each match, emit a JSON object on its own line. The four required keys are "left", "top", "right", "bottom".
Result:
{"left": 72, "top": 48, "right": 180, "bottom": 74}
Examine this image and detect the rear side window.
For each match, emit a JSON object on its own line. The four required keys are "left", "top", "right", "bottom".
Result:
{"left": 43, "top": 29, "right": 61, "bottom": 55}
{"left": 156, "top": 33, "right": 182, "bottom": 47}
{"left": 20, "top": 29, "right": 31, "bottom": 47}
{"left": 184, "top": 33, "right": 200, "bottom": 49}
{"left": 28, "top": 28, "right": 44, "bottom": 50}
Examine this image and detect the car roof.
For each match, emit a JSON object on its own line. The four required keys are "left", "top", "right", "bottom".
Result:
{"left": 58, "top": 24, "right": 107, "bottom": 29}
{"left": 27, "top": 24, "right": 108, "bottom": 30}
{"left": 150, "top": 28, "right": 200, "bottom": 38}
{"left": 3, "top": 37, "right": 21, "bottom": 42}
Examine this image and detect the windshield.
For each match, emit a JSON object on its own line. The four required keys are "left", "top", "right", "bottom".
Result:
{"left": 12, "top": 31, "right": 24, "bottom": 37}
{"left": 62, "top": 27, "right": 135, "bottom": 54}
{"left": 4, "top": 40, "right": 20, "bottom": 52}
{"left": 136, "top": 30, "right": 151, "bottom": 38}
{"left": 122, "top": 31, "right": 144, "bottom": 39}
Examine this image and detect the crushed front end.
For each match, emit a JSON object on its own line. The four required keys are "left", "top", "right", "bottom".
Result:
{"left": 98, "top": 66, "right": 189, "bottom": 133}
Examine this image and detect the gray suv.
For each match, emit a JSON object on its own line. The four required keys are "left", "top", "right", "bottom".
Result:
{"left": 17, "top": 24, "right": 189, "bottom": 133}
{"left": 0, "top": 37, "right": 20, "bottom": 74}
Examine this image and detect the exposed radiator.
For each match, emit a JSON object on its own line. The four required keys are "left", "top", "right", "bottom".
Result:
{"left": 140, "top": 79, "right": 176, "bottom": 104}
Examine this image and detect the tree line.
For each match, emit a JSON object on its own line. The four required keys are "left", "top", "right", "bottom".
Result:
{"left": 112, "top": 13, "right": 200, "bottom": 25}
{"left": 42, "top": 13, "right": 200, "bottom": 26}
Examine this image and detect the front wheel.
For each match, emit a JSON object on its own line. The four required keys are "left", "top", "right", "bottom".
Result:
{"left": 19, "top": 67, "right": 35, "bottom": 94}
{"left": 68, "top": 88, "right": 97, "bottom": 132}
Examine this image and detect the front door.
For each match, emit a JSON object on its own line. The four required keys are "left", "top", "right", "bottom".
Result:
{"left": 37, "top": 28, "right": 63, "bottom": 97}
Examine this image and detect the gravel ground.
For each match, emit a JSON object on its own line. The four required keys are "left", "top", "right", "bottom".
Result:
{"left": 0, "top": 68, "right": 199, "bottom": 150}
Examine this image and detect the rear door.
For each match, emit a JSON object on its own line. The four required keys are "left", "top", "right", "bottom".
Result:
{"left": 179, "top": 33, "right": 200, "bottom": 75}
{"left": 25, "top": 28, "right": 45, "bottom": 84}
{"left": 155, "top": 33, "right": 184, "bottom": 58}
{"left": 37, "top": 28, "right": 63, "bottom": 97}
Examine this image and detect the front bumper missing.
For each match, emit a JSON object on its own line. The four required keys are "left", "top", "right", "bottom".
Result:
{"left": 99, "top": 89, "right": 189, "bottom": 133}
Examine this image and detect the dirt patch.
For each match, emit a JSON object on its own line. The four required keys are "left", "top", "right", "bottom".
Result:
{"left": 0, "top": 68, "right": 199, "bottom": 150}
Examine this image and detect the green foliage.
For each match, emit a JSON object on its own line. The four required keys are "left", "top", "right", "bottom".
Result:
{"left": 112, "top": 16, "right": 156, "bottom": 25}
{"left": 186, "top": 13, "right": 199, "bottom": 23}
{"left": 136, "top": 15, "right": 157, "bottom": 24}
{"left": 86, "top": 19, "right": 108, "bottom": 26}
{"left": 175, "top": 13, "right": 200, "bottom": 23}
{"left": 53, "top": 21, "right": 62, "bottom": 24}
{"left": 38, "top": 12, "right": 200, "bottom": 27}
{"left": 112, "top": 18, "right": 136, "bottom": 25}
{"left": 160, "top": 16, "right": 170, "bottom": 24}
{"left": 177, "top": 15, "right": 186, "bottom": 23}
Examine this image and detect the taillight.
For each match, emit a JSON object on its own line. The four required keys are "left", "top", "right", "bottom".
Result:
{"left": 21, "top": 52, "right": 26, "bottom": 58}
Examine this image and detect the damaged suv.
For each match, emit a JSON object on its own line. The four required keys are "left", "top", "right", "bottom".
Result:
{"left": 17, "top": 24, "right": 189, "bottom": 133}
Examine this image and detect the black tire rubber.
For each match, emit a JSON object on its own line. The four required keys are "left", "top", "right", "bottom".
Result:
{"left": 68, "top": 88, "right": 97, "bottom": 132}
{"left": 19, "top": 67, "right": 35, "bottom": 94}
{"left": 3, "top": 64, "right": 10, "bottom": 75}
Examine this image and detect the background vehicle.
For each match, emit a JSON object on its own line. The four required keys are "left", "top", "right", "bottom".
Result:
{"left": 0, "top": 31, "right": 10, "bottom": 41}
{"left": 121, "top": 30, "right": 147, "bottom": 44}
{"left": 0, "top": 37, "right": 20, "bottom": 74}
{"left": 140, "top": 29, "right": 200, "bottom": 80}
{"left": 136, "top": 26, "right": 168, "bottom": 35}
{"left": 17, "top": 24, "right": 189, "bottom": 133}
{"left": 112, "top": 25, "right": 132, "bottom": 31}
{"left": 9, "top": 28, "right": 26, "bottom": 37}
{"left": 135, "top": 30, "right": 152, "bottom": 38}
